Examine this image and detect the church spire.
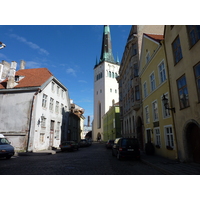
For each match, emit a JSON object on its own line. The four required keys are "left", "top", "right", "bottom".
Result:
{"left": 99, "top": 25, "right": 115, "bottom": 64}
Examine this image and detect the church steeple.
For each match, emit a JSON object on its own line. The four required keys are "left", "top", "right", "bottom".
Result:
{"left": 99, "top": 25, "right": 115, "bottom": 64}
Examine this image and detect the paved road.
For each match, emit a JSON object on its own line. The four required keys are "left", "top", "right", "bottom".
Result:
{"left": 0, "top": 142, "right": 164, "bottom": 175}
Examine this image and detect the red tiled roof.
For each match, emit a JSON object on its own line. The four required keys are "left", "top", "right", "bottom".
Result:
{"left": 0, "top": 68, "right": 53, "bottom": 89}
{"left": 144, "top": 33, "right": 164, "bottom": 42}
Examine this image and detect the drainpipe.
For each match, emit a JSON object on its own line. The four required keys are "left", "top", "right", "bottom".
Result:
{"left": 26, "top": 89, "right": 40, "bottom": 152}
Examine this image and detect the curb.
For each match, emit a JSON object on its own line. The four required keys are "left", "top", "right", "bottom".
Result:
{"left": 140, "top": 158, "right": 174, "bottom": 175}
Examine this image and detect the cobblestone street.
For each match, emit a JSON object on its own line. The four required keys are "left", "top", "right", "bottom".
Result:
{"left": 0, "top": 142, "right": 164, "bottom": 175}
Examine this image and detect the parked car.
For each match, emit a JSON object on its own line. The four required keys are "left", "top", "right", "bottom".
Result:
{"left": 105, "top": 140, "right": 114, "bottom": 149}
{"left": 86, "top": 138, "right": 92, "bottom": 146}
{"left": 79, "top": 139, "right": 89, "bottom": 147}
{"left": 112, "top": 137, "right": 140, "bottom": 160}
{"left": 0, "top": 134, "right": 15, "bottom": 159}
{"left": 59, "top": 141, "right": 79, "bottom": 151}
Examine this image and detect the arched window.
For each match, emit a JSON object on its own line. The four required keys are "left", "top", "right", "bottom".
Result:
{"left": 109, "top": 71, "right": 111, "bottom": 77}
{"left": 112, "top": 72, "right": 114, "bottom": 78}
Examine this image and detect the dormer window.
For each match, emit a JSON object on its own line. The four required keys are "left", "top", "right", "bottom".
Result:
{"left": 15, "top": 76, "right": 19, "bottom": 82}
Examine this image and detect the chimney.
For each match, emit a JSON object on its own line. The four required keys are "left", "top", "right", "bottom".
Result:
{"left": 20, "top": 60, "right": 26, "bottom": 70}
{"left": 7, "top": 61, "right": 17, "bottom": 89}
{"left": 88, "top": 116, "right": 90, "bottom": 127}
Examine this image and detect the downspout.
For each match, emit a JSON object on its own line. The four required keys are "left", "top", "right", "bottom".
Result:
{"left": 26, "top": 89, "right": 40, "bottom": 152}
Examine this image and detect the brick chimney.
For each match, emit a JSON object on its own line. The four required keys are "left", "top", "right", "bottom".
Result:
{"left": 20, "top": 60, "right": 26, "bottom": 70}
{"left": 7, "top": 61, "right": 17, "bottom": 89}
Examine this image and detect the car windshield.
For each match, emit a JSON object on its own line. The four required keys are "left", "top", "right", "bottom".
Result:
{"left": 121, "top": 139, "right": 139, "bottom": 147}
{"left": 0, "top": 138, "right": 10, "bottom": 145}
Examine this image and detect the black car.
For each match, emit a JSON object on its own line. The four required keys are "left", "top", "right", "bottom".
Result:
{"left": 112, "top": 137, "right": 140, "bottom": 160}
{"left": 59, "top": 141, "right": 79, "bottom": 151}
{"left": 79, "top": 139, "right": 90, "bottom": 147}
{"left": 105, "top": 140, "right": 114, "bottom": 149}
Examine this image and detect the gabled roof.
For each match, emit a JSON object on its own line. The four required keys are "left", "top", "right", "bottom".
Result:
{"left": 0, "top": 68, "right": 53, "bottom": 89}
{"left": 144, "top": 33, "right": 164, "bottom": 43}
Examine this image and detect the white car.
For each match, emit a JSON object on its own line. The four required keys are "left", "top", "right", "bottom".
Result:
{"left": 0, "top": 134, "right": 15, "bottom": 159}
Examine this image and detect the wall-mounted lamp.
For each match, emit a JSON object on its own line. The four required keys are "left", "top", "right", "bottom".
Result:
{"left": 162, "top": 94, "right": 175, "bottom": 113}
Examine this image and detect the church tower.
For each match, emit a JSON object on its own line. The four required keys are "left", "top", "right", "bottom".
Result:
{"left": 93, "top": 25, "right": 120, "bottom": 141}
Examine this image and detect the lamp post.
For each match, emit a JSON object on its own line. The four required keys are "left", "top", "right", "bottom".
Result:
{"left": 0, "top": 42, "right": 6, "bottom": 49}
{"left": 162, "top": 94, "right": 175, "bottom": 113}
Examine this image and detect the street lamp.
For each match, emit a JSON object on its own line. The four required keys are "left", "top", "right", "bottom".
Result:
{"left": 162, "top": 94, "right": 175, "bottom": 113}
{"left": 0, "top": 42, "right": 6, "bottom": 49}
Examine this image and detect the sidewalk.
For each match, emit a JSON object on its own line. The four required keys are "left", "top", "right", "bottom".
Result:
{"left": 16, "top": 149, "right": 61, "bottom": 156}
{"left": 140, "top": 152, "right": 200, "bottom": 175}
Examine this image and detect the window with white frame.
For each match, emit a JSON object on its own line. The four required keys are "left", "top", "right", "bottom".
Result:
{"left": 162, "top": 93, "right": 170, "bottom": 118}
{"left": 143, "top": 82, "right": 148, "bottom": 98}
{"left": 49, "top": 97, "right": 54, "bottom": 111}
{"left": 145, "top": 106, "right": 150, "bottom": 124}
{"left": 150, "top": 72, "right": 156, "bottom": 92}
{"left": 42, "top": 94, "right": 48, "bottom": 108}
{"left": 154, "top": 128, "right": 161, "bottom": 146}
{"left": 152, "top": 100, "right": 159, "bottom": 121}
{"left": 51, "top": 82, "right": 55, "bottom": 92}
{"left": 158, "top": 61, "right": 167, "bottom": 83}
{"left": 55, "top": 101, "right": 59, "bottom": 113}
{"left": 41, "top": 117, "right": 46, "bottom": 128}
{"left": 165, "top": 126, "right": 174, "bottom": 148}
{"left": 57, "top": 86, "right": 60, "bottom": 96}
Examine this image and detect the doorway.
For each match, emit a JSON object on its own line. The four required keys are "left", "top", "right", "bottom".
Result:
{"left": 186, "top": 122, "right": 200, "bottom": 163}
{"left": 49, "top": 120, "right": 55, "bottom": 150}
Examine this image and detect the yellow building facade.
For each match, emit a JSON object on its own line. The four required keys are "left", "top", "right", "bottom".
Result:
{"left": 139, "top": 33, "right": 178, "bottom": 160}
{"left": 164, "top": 25, "right": 200, "bottom": 163}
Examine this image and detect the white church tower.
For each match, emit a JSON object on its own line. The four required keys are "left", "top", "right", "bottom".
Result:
{"left": 93, "top": 25, "right": 120, "bottom": 141}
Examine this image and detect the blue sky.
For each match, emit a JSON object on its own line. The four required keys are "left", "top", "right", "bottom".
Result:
{"left": 0, "top": 25, "right": 131, "bottom": 124}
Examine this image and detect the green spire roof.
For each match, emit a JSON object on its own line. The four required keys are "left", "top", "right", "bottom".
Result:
{"left": 99, "top": 25, "right": 115, "bottom": 64}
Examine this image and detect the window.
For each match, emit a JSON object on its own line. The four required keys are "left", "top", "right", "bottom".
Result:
{"left": 115, "top": 89, "right": 117, "bottom": 93}
{"left": 154, "top": 128, "right": 161, "bottom": 146}
{"left": 165, "top": 126, "right": 174, "bottom": 148}
{"left": 134, "top": 63, "right": 139, "bottom": 77}
{"left": 135, "top": 85, "right": 140, "bottom": 100}
{"left": 172, "top": 36, "right": 183, "bottom": 64}
{"left": 41, "top": 118, "right": 46, "bottom": 128}
{"left": 61, "top": 103, "right": 64, "bottom": 114}
{"left": 131, "top": 43, "right": 137, "bottom": 56}
{"left": 158, "top": 61, "right": 166, "bottom": 83}
{"left": 187, "top": 25, "right": 200, "bottom": 47}
{"left": 98, "top": 103, "right": 101, "bottom": 128}
{"left": 61, "top": 90, "right": 64, "bottom": 98}
{"left": 112, "top": 72, "right": 114, "bottom": 78}
{"left": 57, "top": 86, "right": 60, "bottom": 96}
{"left": 152, "top": 100, "right": 159, "bottom": 121}
{"left": 109, "top": 71, "right": 111, "bottom": 77}
{"left": 42, "top": 94, "right": 47, "bottom": 108}
{"left": 55, "top": 101, "right": 59, "bottom": 113}
{"left": 177, "top": 75, "right": 189, "bottom": 109}
{"left": 194, "top": 62, "right": 200, "bottom": 101}
{"left": 150, "top": 72, "right": 156, "bottom": 92}
{"left": 49, "top": 97, "right": 54, "bottom": 111}
{"left": 145, "top": 106, "right": 150, "bottom": 124}
{"left": 162, "top": 93, "right": 170, "bottom": 118}
{"left": 143, "top": 82, "right": 148, "bottom": 98}
{"left": 51, "top": 82, "right": 55, "bottom": 92}
{"left": 40, "top": 133, "right": 45, "bottom": 143}
{"left": 110, "top": 88, "right": 112, "bottom": 93}
{"left": 146, "top": 52, "right": 150, "bottom": 63}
